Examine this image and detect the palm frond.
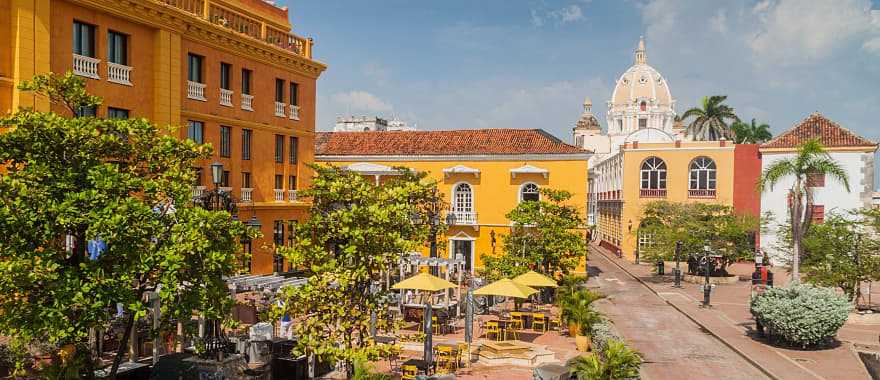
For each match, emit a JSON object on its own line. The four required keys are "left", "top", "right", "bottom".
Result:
{"left": 758, "top": 159, "right": 797, "bottom": 192}
{"left": 808, "top": 157, "right": 851, "bottom": 192}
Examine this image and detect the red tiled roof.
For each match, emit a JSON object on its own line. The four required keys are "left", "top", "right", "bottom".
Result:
{"left": 315, "top": 129, "right": 590, "bottom": 156}
{"left": 761, "top": 112, "right": 876, "bottom": 149}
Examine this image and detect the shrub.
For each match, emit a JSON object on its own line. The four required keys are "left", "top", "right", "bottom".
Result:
{"left": 750, "top": 283, "right": 852, "bottom": 348}
{"left": 590, "top": 319, "right": 622, "bottom": 355}
{"left": 569, "top": 340, "right": 641, "bottom": 380}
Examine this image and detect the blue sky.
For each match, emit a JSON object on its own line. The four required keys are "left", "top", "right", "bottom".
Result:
{"left": 280, "top": 0, "right": 880, "bottom": 150}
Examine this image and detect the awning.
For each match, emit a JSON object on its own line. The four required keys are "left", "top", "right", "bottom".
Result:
{"left": 443, "top": 164, "right": 480, "bottom": 178}
{"left": 510, "top": 164, "right": 549, "bottom": 179}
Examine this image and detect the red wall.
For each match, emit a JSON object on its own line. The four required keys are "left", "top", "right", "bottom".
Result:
{"left": 733, "top": 144, "right": 762, "bottom": 246}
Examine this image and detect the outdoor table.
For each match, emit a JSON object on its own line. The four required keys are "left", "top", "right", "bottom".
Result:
{"left": 402, "top": 358, "right": 432, "bottom": 374}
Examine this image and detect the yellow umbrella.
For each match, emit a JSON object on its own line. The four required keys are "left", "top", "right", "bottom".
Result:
{"left": 512, "top": 271, "right": 558, "bottom": 288}
{"left": 474, "top": 278, "right": 538, "bottom": 299}
{"left": 392, "top": 272, "right": 457, "bottom": 292}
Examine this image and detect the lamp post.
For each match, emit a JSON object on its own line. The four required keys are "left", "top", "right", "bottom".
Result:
{"left": 702, "top": 245, "right": 712, "bottom": 307}
{"left": 673, "top": 241, "right": 682, "bottom": 288}
{"left": 410, "top": 188, "right": 454, "bottom": 276}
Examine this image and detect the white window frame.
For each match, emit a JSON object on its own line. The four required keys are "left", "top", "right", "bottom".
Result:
{"left": 453, "top": 182, "right": 474, "bottom": 214}
{"left": 448, "top": 233, "right": 477, "bottom": 274}
{"left": 688, "top": 156, "right": 717, "bottom": 190}
{"left": 640, "top": 157, "right": 667, "bottom": 190}
{"left": 519, "top": 182, "right": 540, "bottom": 203}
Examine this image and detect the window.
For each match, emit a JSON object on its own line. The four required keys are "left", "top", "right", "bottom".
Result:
{"left": 274, "top": 175, "right": 283, "bottom": 189}
{"left": 273, "top": 220, "right": 285, "bottom": 246}
{"left": 73, "top": 21, "right": 96, "bottom": 57}
{"left": 221, "top": 171, "right": 230, "bottom": 187}
{"left": 689, "top": 157, "right": 717, "bottom": 190}
{"left": 807, "top": 172, "right": 825, "bottom": 187}
{"left": 638, "top": 118, "right": 647, "bottom": 129}
{"left": 289, "top": 136, "right": 298, "bottom": 164}
{"left": 453, "top": 183, "right": 473, "bottom": 214}
{"left": 275, "top": 135, "right": 284, "bottom": 163}
{"left": 521, "top": 183, "right": 540, "bottom": 202}
{"left": 107, "top": 31, "right": 128, "bottom": 65}
{"left": 640, "top": 101, "right": 647, "bottom": 112}
{"left": 275, "top": 78, "right": 284, "bottom": 102}
{"left": 241, "top": 69, "right": 252, "bottom": 94}
{"left": 241, "top": 172, "right": 251, "bottom": 188}
{"left": 617, "top": 119, "right": 623, "bottom": 131}
{"left": 812, "top": 205, "right": 825, "bottom": 224}
{"left": 193, "top": 168, "right": 202, "bottom": 186}
{"left": 640, "top": 157, "right": 667, "bottom": 190}
{"left": 219, "top": 126, "right": 231, "bottom": 158}
{"left": 187, "top": 120, "right": 204, "bottom": 144}
{"left": 75, "top": 105, "right": 97, "bottom": 117}
{"left": 241, "top": 129, "right": 252, "bottom": 160}
{"left": 288, "top": 175, "right": 297, "bottom": 190}
{"left": 187, "top": 53, "right": 203, "bottom": 83}
{"left": 289, "top": 82, "right": 299, "bottom": 106}
{"left": 220, "top": 63, "right": 231, "bottom": 90}
{"left": 107, "top": 107, "right": 129, "bottom": 119}
{"left": 286, "top": 220, "right": 298, "bottom": 246}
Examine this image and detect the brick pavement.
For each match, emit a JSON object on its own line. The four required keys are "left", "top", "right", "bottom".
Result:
{"left": 591, "top": 244, "right": 875, "bottom": 380}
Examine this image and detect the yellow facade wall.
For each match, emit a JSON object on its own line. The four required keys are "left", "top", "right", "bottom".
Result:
{"left": 320, "top": 158, "right": 590, "bottom": 274}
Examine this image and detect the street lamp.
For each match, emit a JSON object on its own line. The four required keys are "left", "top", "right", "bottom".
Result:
{"left": 210, "top": 162, "right": 223, "bottom": 187}
{"left": 702, "top": 245, "right": 712, "bottom": 307}
{"left": 673, "top": 241, "right": 682, "bottom": 288}
{"left": 409, "top": 189, "right": 453, "bottom": 276}
{"left": 490, "top": 230, "right": 497, "bottom": 254}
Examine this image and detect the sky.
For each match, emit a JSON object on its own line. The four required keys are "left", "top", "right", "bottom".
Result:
{"left": 279, "top": 0, "right": 880, "bottom": 164}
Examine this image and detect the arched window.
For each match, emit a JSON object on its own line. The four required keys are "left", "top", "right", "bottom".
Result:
{"left": 520, "top": 183, "right": 540, "bottom": 202}
{"left": 453, "top": 183, "right": 473, "bottom": 214}
{"left": 640, "top": 101, "right": 647, "bottom": 111}
{"left": 640, "top": 157, "right": 667, "bottom": 190}
{"left": 689, "top": 157, "right": 717, "bottom": 197}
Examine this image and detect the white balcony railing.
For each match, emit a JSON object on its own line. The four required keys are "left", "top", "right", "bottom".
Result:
{"left": 107, "top": 62, "right": 132, "bottom": 85}
{"left": 241, "top": 94, "right": 254, "bottom": 111}
{"left": 219, "top": 186, "right": 233, "bottom": 194}
{"left": 72, "top": 54, "right": 100, "bottom": 79}
{"left": 191, "top": 186, "right": 206, "bottom": 200}
{"left": 273, "top": 189, "right": 284, "bottom": 202}
{"left": 274, "top": 101, "right": 286, "bottom": 117}
{"left": 187, "top": 81, "right": 206, "bottom": 101}
{"left": 451, "top": 211, "right": 478, "bottom": 225}
{"left": 287, "top": 190, "right": 297, "bottom": 202}
{"left": 219, "top": 88, "right": 233, "bottom": 106}
{"left": 288, "top": 104, "right": 300, "bottom": 120}
{"left": 241, "top": 188, "right": 253, "bottom": 202}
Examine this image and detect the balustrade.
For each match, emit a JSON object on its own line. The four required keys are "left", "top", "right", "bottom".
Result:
{"left": 288, "top": 105, "right": 300, "bottom": 120}
{"left": 73, "top": 54, "right": 100, "bottom": 79}
{"left": 107, "top": 62, "right": 132, "bottom": 85}
{"left": 240, "top": 188, "right": 253, "bottom": 202}
{"left": 241, "top": 94, "right": 254, "bottom": 111}
{"left": 274, "top": 101, "right": 286, "bottom": 117}
{"left": 219, "top": 88, "right": 233, "bottom": 106}
{"left": 187, "top": 81, "right": 206, "bottom": 101}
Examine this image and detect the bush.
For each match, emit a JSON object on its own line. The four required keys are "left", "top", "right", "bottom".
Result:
{"left": 569, "top": 340, "right": 641, "bottom": 380}
{"left": 590, "top": 319, "right": 622, "bottom": 355}
{"left": 750, "top": 283, "right": 852, "bottom": 348}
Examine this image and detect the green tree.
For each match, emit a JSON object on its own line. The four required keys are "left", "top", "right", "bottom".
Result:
{"left": 731, "top": 118, "right": 772, "bottom": 144}
{"left": 759, "top": 139, "right": 849, "bottom": 282}
{"left": 482, "top": 188, "right": 587, "bottom": 280}
{"left": 681, "top": 95, "right": 740, "bottom": 141}
{"left": 0, "top": 73, "right": 249, "bottom": 378}
{"left": 636, "top": 201, "right": 758, "bottom": 274}
{"left": 273, "top": 165, "right": 437, "bottom": 376}
{"left": 569, "top": 340, "right": 641, "bottom": 380}
{"left": 802, "top": 211, "right": 880, "bottom": 304}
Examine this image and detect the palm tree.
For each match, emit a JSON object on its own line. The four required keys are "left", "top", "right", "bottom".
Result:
{"left": 570, "top": 340, "right": 641, "bottom": 380}
{"left": 731, "top": 118, "right": 772, "bottom": 144}
{"left": 758, "top": 139, "right": 849, "bottom": 282}
{"left": 681, "top": 95, "right": 740, "bottom": 141}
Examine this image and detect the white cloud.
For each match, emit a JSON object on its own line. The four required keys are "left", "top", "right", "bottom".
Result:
{"left": 331, "top": 91, "right": 393, "bottom": 113}
{"left": 709, "top": 9, "right": 728, "bottom": 35}
{"left": 864, "top": 36, "right": 880, "bottom": 54}
{"left": 530, "top": 3, "right": 586, "bottom": 27}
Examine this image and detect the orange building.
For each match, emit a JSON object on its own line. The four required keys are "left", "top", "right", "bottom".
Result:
{"left": 1, "top": 0, "right": 327, "bottom": 274}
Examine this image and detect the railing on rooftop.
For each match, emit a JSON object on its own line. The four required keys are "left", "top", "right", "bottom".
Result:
{"left": 157, "top": 0, "right": 313, "bottom": 59}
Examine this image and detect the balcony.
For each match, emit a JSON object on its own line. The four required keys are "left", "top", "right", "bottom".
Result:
{"left": 72, "top": 54, "right": 100, "bottom": 79}
{"left": 191, "top": 185, "right": 206, "bottom": 200}
{"left": 219, "top": 186, "right": 233, "bottom": 194}
{"left": 688, "top": 189, "right": 717, "bottom": 198}
{"left": 187, "top": 81, "right": 206, "bottom": 101}
{"left": 240, "top": 188, "right": 253, "bottom": 202}
{"left": 107, "top": 62, "right": 132, "bottom": 85}
{"left": 274, "top": 101, "right": 286, "bottom": 117}
{"left": 288, "top": 105, "right": 300, "bottom": 120}
{"left": 241, "top": 94, "right": 254, "bottom": 111}
{"left": 219, "top": 88, "right": 233, "bottom": 106}
{"left": 287, "top": 190, "right": 297, "bottom": 202}
{"left": 450, "top": 211, "right": 478, "bottom": 225}
{"left": 273, "top": 189, "right": 284, "bottom": 202}
{"left": 639, "top": 189, "right": 667, "bottom": 198}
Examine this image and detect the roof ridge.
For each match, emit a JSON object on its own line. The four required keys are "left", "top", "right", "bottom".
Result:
{"left": 761, "top": 112, "right": 876, "bottom": 149}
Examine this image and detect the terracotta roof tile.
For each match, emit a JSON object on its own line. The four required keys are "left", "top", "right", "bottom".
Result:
{"left": 315, "top": 129, "right": 590, "bottom": 156}
{"left": 761, "top": 112, "right": 876, "bottom": 149}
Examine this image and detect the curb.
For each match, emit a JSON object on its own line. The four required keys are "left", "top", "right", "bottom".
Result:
{"left": 590, "top": 245, "right": 782, "bottom": 380}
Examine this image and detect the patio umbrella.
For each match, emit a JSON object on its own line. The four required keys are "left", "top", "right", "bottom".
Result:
{"left": 474, "top": 278, "right": 539, "bottom": 299}
{"left": 512, "top": 271, "right": 558, "bottom": 288}
{"left": 392, "top": 272, "right": 457, "bottom": 365}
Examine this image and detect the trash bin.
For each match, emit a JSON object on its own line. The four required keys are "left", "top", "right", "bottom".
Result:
{"left": 656, "top": 260, "right": 665, "bottom": 275}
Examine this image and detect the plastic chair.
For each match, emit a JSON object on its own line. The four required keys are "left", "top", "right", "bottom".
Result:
{"left": 401, "top": 365, "right": 419, "bottom": 380}
{"left": 456, "top": 342, "right": 469, "bottom": 367}
{"left": 483, "top": 321, "right": 502, "bottom": 341}
{"left": 549, "top": 314, "right": 562, "bottom": 331}
{"left": 532, "top": 313, "right": 547, "bottom": 332}
{"left": 509, "top": 312, "right": 525, "bottom": 330}
{"left": 435, "top": 345, "right": 456, "bottom": 373}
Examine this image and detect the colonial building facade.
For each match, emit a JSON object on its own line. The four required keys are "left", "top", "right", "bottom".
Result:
{"left": 315, "top": 129, "right": 592, "bottom": 274}
{"left": 1, "top": 0, "right": 326, "bottom": 274}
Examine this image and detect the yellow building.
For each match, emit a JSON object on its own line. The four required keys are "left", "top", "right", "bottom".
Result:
{"left": 589, "top": 138, "right": 761, "bottom": 261}
{"left": 0, "top": 0, "right": 326, "bottom": 274}
{"left": 315, "top": 128, "right": 592, "bottom": 273}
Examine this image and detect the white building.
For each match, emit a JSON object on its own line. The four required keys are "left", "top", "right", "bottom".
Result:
{"left": 760, "top": 113, "right": 877, "bottom": 263}
{"left": 334, "top": 116, "right": 415, "bottom": 132}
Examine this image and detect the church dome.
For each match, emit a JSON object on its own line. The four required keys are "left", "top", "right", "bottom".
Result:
{"left": 609, "top": 37, "right": 673, "bottom": 110}
{"left": 573, "top": 97, "right": 601, "bottom": 131}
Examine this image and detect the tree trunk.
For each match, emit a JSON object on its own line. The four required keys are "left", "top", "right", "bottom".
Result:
{"left": 108, "top": 312, "right": 136, "bottom": 380}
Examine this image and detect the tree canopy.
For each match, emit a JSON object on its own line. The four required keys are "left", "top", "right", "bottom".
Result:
{"left": 0, "top": 73, "right": 249, "bottom": 377}
{"left": 482, "top": 188, "right": 587, "bottom": 281}
{"left": 731, "top": 118, "right": 772, "bottom": 144}
{"left": 681, "top": 95, "right": 739, "bottom": 141}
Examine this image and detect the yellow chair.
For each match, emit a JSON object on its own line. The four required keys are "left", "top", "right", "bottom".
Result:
{"left": 435, "top": 345, "right": 456, "bottom": 373}
{"left": 401, "top": 365, "right": 419, "bottom": 380}
{"left": 432, "top": 316, "right": 440, "bottom": 334}
{"left": 532, "top": 313, "right": 547, "bottom": 332}
{"left": 509, "top": 312, "right": 525, "bottom": 330}
{"left": 457, "top": 342, "right": 469, "bottom": 367}
{"left": 505, "top": 323, "right": 519, "bottom": 341}
{"left": 549, "top": 314, "right": 562, "bottom": 331}
{"left": 483, "top": 321, "right": 502, "bottom": 341}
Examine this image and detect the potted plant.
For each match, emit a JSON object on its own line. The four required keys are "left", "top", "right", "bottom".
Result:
{"left": 574, "top": 309, "right": 603, "bottom": 352}
{"left": 559, "top": 289, "right": 602, "bottom": 337}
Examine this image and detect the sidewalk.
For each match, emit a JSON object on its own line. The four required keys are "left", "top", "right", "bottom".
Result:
{"left": 590, "top": 244, "right": 875, "bottom": 380}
